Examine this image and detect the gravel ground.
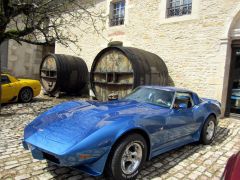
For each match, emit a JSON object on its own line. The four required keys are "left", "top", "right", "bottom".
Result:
{"left": 0, "top": 93, "right": 240, "bottom": 180}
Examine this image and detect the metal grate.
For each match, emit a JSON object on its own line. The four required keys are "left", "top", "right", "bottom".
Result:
{"left": 168, "top": 0, "right": 192, "bottom": 17}
{"left": 110, "top": 17, "right": 125, "bottom": 26}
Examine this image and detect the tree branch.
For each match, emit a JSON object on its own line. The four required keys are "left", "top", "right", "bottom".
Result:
{"left": 0, "top": 0, "right": 107, "bottom": 49}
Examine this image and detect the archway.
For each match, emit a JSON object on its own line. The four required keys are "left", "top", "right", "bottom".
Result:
{"left": 221, "top": 9, "right": 240, "bottom": 117}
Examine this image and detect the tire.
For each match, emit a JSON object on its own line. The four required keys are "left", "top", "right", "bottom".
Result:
{"left": 19, "top": 87, "right": 33, "bottom": 103}
{"left": 106, "top": 134, "right": 147, "bottom": 180}
{"left": 200, "top": 115, "right": 216, "bottom": 145}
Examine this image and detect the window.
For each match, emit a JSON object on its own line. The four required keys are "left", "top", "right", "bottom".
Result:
{"left": 1, "top": 75, "right": 11, "bottom": 84}
{"left": 174, "top": 92, "right": 194, "bottom": 108}
{"left": 167, "top": 0, "right": 192, "bottom": 17}
{"left": 110, "top": 1, "right": 125, "bottom": 26}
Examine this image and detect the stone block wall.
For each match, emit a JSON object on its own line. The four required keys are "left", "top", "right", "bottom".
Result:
{"left": 55, "top": 0, "right": 240, "bottom": 101}
{"left": 7, "top": 40, "right": 43, "bottom": 79}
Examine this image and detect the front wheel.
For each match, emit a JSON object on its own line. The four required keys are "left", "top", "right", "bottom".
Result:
{"left": 200, "top": 115, "right": 216, "bottom": 145}
{"left": 106, "top": 134, "right": 147, "bottom": 180}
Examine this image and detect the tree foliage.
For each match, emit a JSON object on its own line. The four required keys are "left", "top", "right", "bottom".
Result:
{"left": 0, "top": 0, "right": 106, "bottom": 109}
{"left": 0, "top": 0, "right": 106, "bottom": 46}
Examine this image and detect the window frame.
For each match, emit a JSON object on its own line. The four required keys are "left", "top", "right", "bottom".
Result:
{"left": 159, "top": 0, "right": 199, "bottom": 24}
{"left": 167, "top": 0, "right": 192, "bottom": 18}
{"left": 109, "top": 0, "right": 125, "bottom": 27}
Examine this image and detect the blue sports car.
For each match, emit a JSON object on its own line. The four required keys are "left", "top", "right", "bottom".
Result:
{"left": 23, "top": 86, "right": 221, "bottom": 179}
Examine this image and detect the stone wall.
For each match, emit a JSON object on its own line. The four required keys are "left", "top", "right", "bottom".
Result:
{"left": 56, "top": 0, "right": 240, "bottom": 101}
{"left": 0, "top": 40, "right": 8, "bottom": 72}
{"left": 7, "top": 40, "right": 43, "bottom": 79}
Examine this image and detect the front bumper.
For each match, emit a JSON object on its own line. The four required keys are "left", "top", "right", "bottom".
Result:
{"left": 23, "top": 141, "right": 58, "bottom": 162}
{"left": 22, "top": 140, "right": 111, "bottom": 176}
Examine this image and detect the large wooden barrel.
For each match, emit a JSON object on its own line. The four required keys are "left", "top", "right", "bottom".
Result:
{"left": 40, "top": 54, "right": 89, "bottom": 96}
{"left": 90, "top": 47, "right": 169, "bottom": 101}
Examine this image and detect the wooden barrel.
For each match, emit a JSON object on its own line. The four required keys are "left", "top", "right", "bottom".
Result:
{"left": 90, "top": 47, "right": 169, "bottom": 101}
{"left": 40, "top": 54, "right": 89, "bottom": 96}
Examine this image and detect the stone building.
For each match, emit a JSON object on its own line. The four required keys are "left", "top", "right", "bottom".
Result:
{"left": 0, "top": 40, "right": 54, "bottom": 79}
{"left": 55, "top": 0, "right": 240, "bottom": 117}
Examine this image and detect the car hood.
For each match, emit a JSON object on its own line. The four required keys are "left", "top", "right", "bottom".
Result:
{"left": 24, "top": 100, "right": 167, "bottom": 155}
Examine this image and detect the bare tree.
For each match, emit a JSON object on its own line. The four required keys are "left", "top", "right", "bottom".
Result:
{"left": 0, "top": 0, "right": 106, "bottom": 108}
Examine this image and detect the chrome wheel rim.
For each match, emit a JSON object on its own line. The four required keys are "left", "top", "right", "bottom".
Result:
{"left": 206, "top": 120, "right": 215, "bottom": 140}
{"left": 21, "top": 89, "right": 32, "bottom": 102}
{"left": 121, "top": 142, "right": 143, "bottom": 175}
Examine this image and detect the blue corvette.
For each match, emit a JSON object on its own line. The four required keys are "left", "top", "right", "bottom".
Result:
{"left": 23, "top": 86, "right": 221, "bottom": 179}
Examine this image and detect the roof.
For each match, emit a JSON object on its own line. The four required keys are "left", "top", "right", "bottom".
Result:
{"left": 141, "top": 85, "right": 194, "bottom": 93}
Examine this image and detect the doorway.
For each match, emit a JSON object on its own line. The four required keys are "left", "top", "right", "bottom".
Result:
{"left": 226, "top": 40, "right": 240, "bottom": 116}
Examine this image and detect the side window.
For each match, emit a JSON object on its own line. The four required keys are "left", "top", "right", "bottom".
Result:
{"left": 174, "top": 92, "right": 194, "bottom": 108}
{"left": 1, "top": 75, "right": 11, "bottom": 84}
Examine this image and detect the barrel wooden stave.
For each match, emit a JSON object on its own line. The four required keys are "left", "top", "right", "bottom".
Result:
{"left": 90, "top": 47, "right": 169, "bottom": 101}
{"left": 40, "top": 54, "right": 89, "bottom": 96}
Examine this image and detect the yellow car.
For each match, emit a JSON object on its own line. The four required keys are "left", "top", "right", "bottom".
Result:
{"left": 1, "top": 74, "right": 41, "bottom": 103}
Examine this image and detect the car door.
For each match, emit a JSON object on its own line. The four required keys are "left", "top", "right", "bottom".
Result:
{"left": 1, "top": 75, "right": 15, "bottom": 103}
{"left": 143, "top": 103, "right": 172, "bottom": 148}
{"left": 167, "top": 92, "right": 197, "bottom": 141}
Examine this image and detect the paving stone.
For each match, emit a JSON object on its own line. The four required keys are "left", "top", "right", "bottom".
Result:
{"left": 55, "top": 167, "right": 71, "bottom": 174}
{"left": 140, "top": 170, "right": 149, "bottom": 176}
{"left": 0, "top": 155, "right": 10, "bottom": 160}
{"left": 188, "top": 172, "right": 199, "bottom": 180}
{"left": 174, "top": 173, "right": 185, "bottom": 179}
{"left": 4, "top": 164, "right": 19, "bottom": 170}
{"left": 31, "top": 170, "right": 44, "bottom": 176}
{"left": 198, "top": 175, "right": 209, "bottom": 180}
{"left": 151, "top": 178, "right": 163, "bottom": 180}
{"left": 37, "top": 173, "right": 55, "bottom": 179}
{"left": 153, "top": 162, "right": 163, "bottom": 168}
{"left": 15, "top": 174, "right": 31, "bottom": 180}
{"left": 196, "top": 166, "right": 206, "bottom": 173}
{"left": 167, "top": 177, "right": 178, "bottom": 180}
{"left": 204, "top": 171, "right": 213, "bottom": 178}
{"left": 68, "top": 175, "right": 84, "bottom": 180}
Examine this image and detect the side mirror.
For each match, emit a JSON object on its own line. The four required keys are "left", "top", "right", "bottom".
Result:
{"left": 179, "top": 103, "right": 188, "bottom": 109}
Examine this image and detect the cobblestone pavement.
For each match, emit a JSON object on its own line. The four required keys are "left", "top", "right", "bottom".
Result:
{"left": 0, "top": 94, "right": 240, "bottom": 180}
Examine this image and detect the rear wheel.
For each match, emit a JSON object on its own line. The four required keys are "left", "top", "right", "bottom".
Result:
{"left": 19, "top": 87, "right": 33, "bottom": 103}
{"left": 106, "top": 134, "right": 147, "bottom": 180}
{"left": 200, "top": 115, "right": 216, "bottom": 145}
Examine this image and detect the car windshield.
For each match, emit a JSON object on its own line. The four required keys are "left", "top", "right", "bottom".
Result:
{"left": 123, "top": 87, "right": 175, "bottom": 108}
